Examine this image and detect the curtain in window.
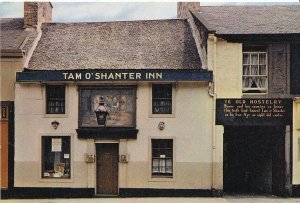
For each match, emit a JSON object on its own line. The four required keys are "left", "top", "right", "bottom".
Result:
{"left": 166, "top": 159, "right": 172, "bottom": 173}
{"left": 253, "top": 77, "right": 266, "bottom": 88}
{"left": 243, "top": 77, "right": 266, "bottom": 89}
{"left": 243, "top": 52, "right": 267, "bottom": 92}
{"left": 243, "top": 77, "right": 253, "bottom": 88}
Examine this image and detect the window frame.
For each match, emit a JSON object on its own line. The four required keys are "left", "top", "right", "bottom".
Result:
{"left": 151, "top": 83, "right": 173, "bottom": 115}
{"left": 151, "top": 139, "right": 173, "bottom": 178}
{"left": 46, "top": 84, "right": 66, "bottom": 114}
{"left": 41, "top": 135, "right": 71, "bottom": 179}
{"left": 242, "top": 51, "right": 268, "bottom": 94}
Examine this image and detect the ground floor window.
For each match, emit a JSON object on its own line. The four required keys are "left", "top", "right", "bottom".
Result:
{"left": 152, "top": 139, "right": 173, "bottom": 177}
{"left": 42, "top": 136, "right": 71, "bottom": 178}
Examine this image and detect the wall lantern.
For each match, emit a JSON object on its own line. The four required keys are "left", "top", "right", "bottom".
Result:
{"left": 158, "top": 121, "right": 165, "bottom": 131}
{"left": 51, "top": 120, "right": 60, "bottom": 130}
{"left": 95, "top": 96, "right": 109, "bottom": 126}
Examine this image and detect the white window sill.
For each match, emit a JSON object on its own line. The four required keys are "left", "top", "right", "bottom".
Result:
{"left": 39, "top": 177, "right": 73, "bottom": 183}
{"left": 149, "top": 113, "right": 175, "bottom": 118}
{"left": 148, "top": 176, "right": 176, "bottom": 182}
{"left": 42, "top": 114, "right": 68, "bottom": 118}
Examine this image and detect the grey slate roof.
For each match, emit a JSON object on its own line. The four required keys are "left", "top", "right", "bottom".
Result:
{"left": 0, "top": 18, "right": 38, "bottom": 54}
{"left": 27, "top": 19, "right": 202, "bottom": 70}
{"left": 194, "top": 6, "right": 300, "bottom": 34}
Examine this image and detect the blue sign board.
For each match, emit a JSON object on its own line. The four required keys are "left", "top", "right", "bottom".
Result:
{"left": 16, "top": 69, "right": 212, "bottom": 82}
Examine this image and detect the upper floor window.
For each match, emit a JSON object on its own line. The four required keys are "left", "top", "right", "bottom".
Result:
{"left": 46, "top": 85, "right": 65, "bottom": 114}
{"left": 152, "top": 84, "right": 172, "bottom": 114}
{"left": 242, "top": 47, "right": 268, "bottom": 94}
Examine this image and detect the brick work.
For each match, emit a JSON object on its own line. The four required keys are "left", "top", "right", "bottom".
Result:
{"left": 177, "top": 2, "right": 200, "bottom": 19}
{"left": 24, "top": 2, "right": 52, "bottom": 27}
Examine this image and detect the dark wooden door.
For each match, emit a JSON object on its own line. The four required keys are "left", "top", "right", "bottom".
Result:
{"left": 272, "top": 127, "right": 286, "bottom": 196}
{"left": 96, "top": 144, "right": 119, "bottom": 195}
{"left": 224, "top": 126, "right": 286, "bottom": 195}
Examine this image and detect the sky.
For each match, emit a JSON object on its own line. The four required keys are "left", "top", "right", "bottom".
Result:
{"left": 0, "top": 1, "right": 299, "bottom": 22}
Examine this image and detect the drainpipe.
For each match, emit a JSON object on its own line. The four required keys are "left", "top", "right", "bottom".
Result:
{"left": 208, "top": 35, "right": 218, "bottom": 194}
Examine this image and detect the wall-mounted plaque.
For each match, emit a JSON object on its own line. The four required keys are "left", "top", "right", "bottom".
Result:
{"left": 1, "top": 106, "right": 8, "bottom": 120}
{"left": 216, "top": 99, "right": 292, "bottom": 126}
{"left": 79, "top": 87, "right": 136, "bottom": 127}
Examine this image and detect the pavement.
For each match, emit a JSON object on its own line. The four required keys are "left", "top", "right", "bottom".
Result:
{"left": 1, "top": 196, "right": 300, "bottom": 203}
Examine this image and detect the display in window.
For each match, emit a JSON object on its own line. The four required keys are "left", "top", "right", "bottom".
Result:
{"left": 42, "top": 136, "right": 70, "bottom": 178}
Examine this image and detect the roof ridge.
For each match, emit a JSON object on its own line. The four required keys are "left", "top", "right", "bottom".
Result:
{"left": 43, "top": 18, "right": 185, "bottom": 25}
{"left": 201, "top": 5, "right": 300, "bottom": 8}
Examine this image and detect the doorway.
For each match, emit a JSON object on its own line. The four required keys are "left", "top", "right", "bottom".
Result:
{"left": 96, "top": 143, "right": 119, "bottom": 195}
{"left": 223, "top": 126, "right": 286, "bottom": 196}
{"left": 1, "top": 105, "right": 9, "bottom": 189}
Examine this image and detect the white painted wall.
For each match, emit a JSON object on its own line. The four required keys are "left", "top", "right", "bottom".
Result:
{"left": 14, "top": 81, "right": 214, "bottom": 189}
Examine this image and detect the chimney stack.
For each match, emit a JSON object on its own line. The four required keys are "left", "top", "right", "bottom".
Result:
{"left": 24, "top": 2, "right": 52, "bottom": 28}
{"left": 177, "top": 2, "right": 200, "bottom": 19}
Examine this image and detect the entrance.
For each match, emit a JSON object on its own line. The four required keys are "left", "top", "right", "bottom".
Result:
{"left": 1, "top": 105, "right": 9, "bottom": 189}
{"left": 224, "top": 126, "right": 286, "bottom": 196}
{"left": 96, "top": 144, "right": 119, "bottom": 195}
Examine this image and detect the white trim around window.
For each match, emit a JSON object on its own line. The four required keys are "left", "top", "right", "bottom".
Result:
{"left": 242, "top": 51, "right": 268, "bottom": 94}
{"left": 38, "top": 133, "right": 74, "bottom": 183}
{"left": 149, "top": 83, "right": 176, "bottom": 118}
{"left": 42, "top": 84, "right": 69, "bottom": 118}
{"left": 148, "top": 136, "right": 176, "bottom": 182}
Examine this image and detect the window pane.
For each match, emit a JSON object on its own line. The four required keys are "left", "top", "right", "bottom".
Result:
{"left": 243, "top": 76, "right": 252, "bottom": 88}
{"left": 251, "top": 65, "right": 259, "bottom": 75}
{"left": 243, "top": 65, "right": 250, "bottom": 75}
{"left": 46, "top": 85, "right": 65, "bottom": 114}
{"left": 152, "top": 139, "right": 173, "bottom": 176}
{"left": 159, "top": 159, "right": 166, "bottom": 173}
{"left": 259, "top": 53, "right": 267, "bottom": 65}
{"left": 152, "top": 84, "right": 172, "bottom": 114}
{"left": 259, "top": 65, "right": 267, "bottom": 75}
{"left": 251, "top": 54, "right": 258, "bottom": 65}
{"left": 166, "top": 159, "right": 173, "bottom": 173}
{"left": 243, "top": 53, "right": 250, "bottom": 64}
{"left": 42, "top": 136, "right": 71, "bottom": 178}
{"left": 152, "top": 159, "right": 159, "bottom": 173}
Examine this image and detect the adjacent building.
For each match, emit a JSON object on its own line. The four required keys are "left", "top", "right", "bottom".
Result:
{"left": 0, "top": 2, "right": 52, "bottom": 197}
{"left": 192, "top": 5, "right": 300, "bottom": 196}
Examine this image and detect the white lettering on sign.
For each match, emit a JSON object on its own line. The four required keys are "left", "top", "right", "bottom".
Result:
{"left": 62, "top": 72, "right": 164, "bottom": 80}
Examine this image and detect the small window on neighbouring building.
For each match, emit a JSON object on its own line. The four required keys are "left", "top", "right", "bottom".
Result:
{"left": 42, "top": 136, "right": 71, "bottom": 179}
{"left": 152, "top": 139, "right": 173, "bottom": 177}
{"left": 152, "top": 84, "right": 172, "bottom": 114}
{"left": 46, "top": 85, "right": 65, "bottom": 114}
{"left": 242, "top": 46, "right": 268, "bottom": 94}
